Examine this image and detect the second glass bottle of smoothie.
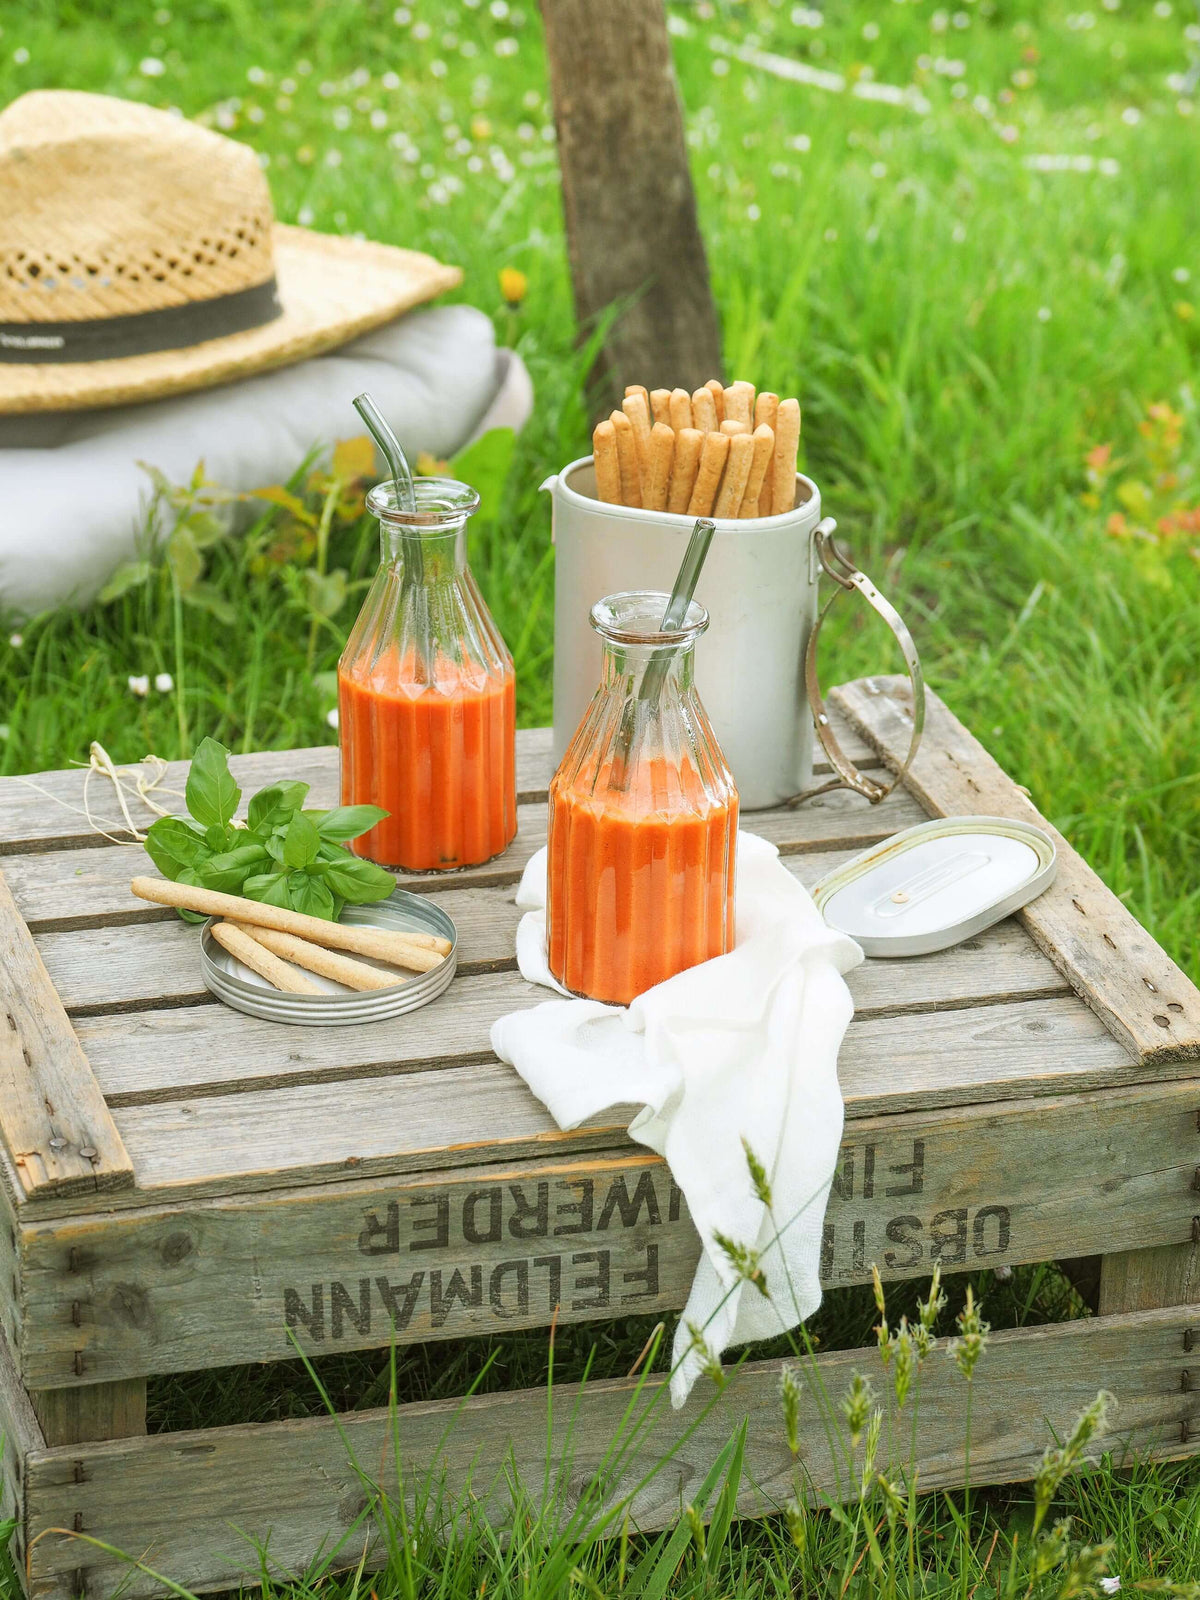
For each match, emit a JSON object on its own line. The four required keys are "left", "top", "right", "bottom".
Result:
{"left": 338, "top": 477, "right": 516, "bottom": 871}
{"left": 547, "top": 591, "right": 738, "bottom": 1005}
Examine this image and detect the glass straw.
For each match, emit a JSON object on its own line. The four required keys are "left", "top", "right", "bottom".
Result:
{"left": 352, "top": 391, "right": 429, "bottom": 672}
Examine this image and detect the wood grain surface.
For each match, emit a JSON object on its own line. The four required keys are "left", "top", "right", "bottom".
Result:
{"left": 12, "top": 1082, "right": 1200, "bottom": 1387}
{"left": 832, "top": 676, "right": 1200, "bottom": 1066}
{"left": 0, "top": 872, "right": 132, "bottom": 1204}
{"left": 21, "top": 1305, "right": 1200, "bottom": 1600}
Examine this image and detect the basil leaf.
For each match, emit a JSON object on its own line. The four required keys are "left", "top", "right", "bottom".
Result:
{"left": 175, "top": 866, "right": 208, "bottom": 923}
{"left": 199, "top": 843, "right": 271, "bottom": 894}
{"left": 322, "top": 855, "right": 397, "bottom": 903}
{"left": 311, "top": 805, "right": 390, "bottom": 843}
{"left": 144, "top": 816, "right": 210, "bottom": 881}
{"left": 247, "top": 780, "right": 310, "bottom": 833}
{"left": 264, "top": 833, "right": 287, "bottom": 864}
{"left": 186, "top": 737, "right": 241, "bottom": 829}
{"left": 282, "top": 810, "right": 321, "bottom": 870}
{"left": 287, "top": 872, "right": 336, "bottom": 920}
{"left": 205, "top": 823, "right": 234, "bottom": 852}
{"left": 242, "top": 871, "right": 292, "bottom": 909}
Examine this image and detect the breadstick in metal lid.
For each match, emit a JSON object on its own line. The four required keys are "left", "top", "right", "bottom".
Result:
{"left": 610, "top": 408, "right": 643, "bottom": 507}
{"left": 668, "top": 387, "right": 693, "bottom": 431}
{"left": 740, "top": 423, "right": 776, "bottom": 518}
{"left": 687, "top": 429, "right": 730, "bottom": 516}
{"left": 649, "top": 388, "right": 672, "bottom": 425}
{"left": 754, "top": 392, "right": 779, "bottom": 515}
{"left": 621, "top": 390, "right": 653, "bottom": 479}
{"left": 704, "top": 378, "right": 726, "bottom": 423}
{"left": 643, "top": 421, "right": 675, "bottom": 511}
{"left": 691, "top": 386, "right": 718, "bottom": 432}
{"left": 771, "top": 397, "right": 801, "bottom": 517}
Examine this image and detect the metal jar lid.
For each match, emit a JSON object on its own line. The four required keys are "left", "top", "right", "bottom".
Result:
{"left": 812, "top": 816, "right": 1057, "bottom": 958}
{"left": 200, "top": 891, "right": 457, "bottom": 1026}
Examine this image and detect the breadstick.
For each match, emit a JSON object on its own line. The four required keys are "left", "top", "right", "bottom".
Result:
{"left": 592, "top": 418, "right": 622, "bottom": 504}
{"left": 210, "top": 920, "right": 323, "bottom": 994}
{"left": 704, "top": 378, "right": 725, "bottom": 423}
{"left": 624, "top": 384, "right": 650, "bottom": 413}
{"left": 667, "top": 427, "right": 704, "bottom": 514}
{"left": 611, "top": 409, "right": 643, "bottom": 507}
{"left": 643, "top": 422, "right": 675, "bottom": 511}
{"left": 771, "top": 397, "right": 801, "bottom": 517}
{"left": 723, "top": 381, "right": 755, "bottom": 428}
{"left": 621, "top": 391, "right": 654, "bottom": 482}
{"left": 687, "top": 430, "right": 731, "bottom": 517}
{"left": 691, "top": 386, "right": 718, "bottom": 433}
{"left": 714, "top": 430, "right": 756, "bottom": 519}
{"left": 720, "top": 419, "right": 748, "bottom": 436}
{"left": 233, "top": 923, "right": 405, "bottom": 992}
{"left": 129, "top": 876, "right": 450, "bottom": 968}
{"left": 740, "top": 423, "right": 776, "bottom": 518}
{"left": 668, "top": 388, "right": 693, "bottom": 431}
{"left": 649, "top": 388, "right": 672, "bottom": 426}
{"left": 754, "top": 393, "right": 779, "bottom": 515}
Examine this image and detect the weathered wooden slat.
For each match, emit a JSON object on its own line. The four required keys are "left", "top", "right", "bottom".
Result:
{"left": 22, "top": 1305, "right": 1200, "bottom": 1600}
{"left": 0, "top": 719, "right": 879, "bottom": 858}
{"left": 74, "top": 940, "right": 1083, "bottom": 1112}
{"left": 31, "top": 1381, "right": 147, "bottom": 1446}
{"left": 1098, "top": 1240, "right": 1200, "bottom": 1317}
{"left": 37, "top": 869, "right": 1065, "bottom": 1019}
{"left": 0, "top": 1315, "right": 42, "bottom": 1555}
{"left": 7, "top": 784, "right": 923, "bottom": 936}
{"left": 0, "top": 872, "right": 133, "bottom": 1205}
{"left": 832, "top": 676, "right": 1200, "bottom": 1066}
{"left": 63, "top": 994, "right": 1133, "bottom": 1207}
{"left": 13, "top": 1081, "right": 1200, "bottom": 1387}
{"left": 0, "top": 735, "right": 555, "bottom": 857}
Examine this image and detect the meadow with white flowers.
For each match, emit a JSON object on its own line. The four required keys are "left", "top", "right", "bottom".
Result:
{"left": 2, "top": 0, "right": 1200, "bottom": 1592}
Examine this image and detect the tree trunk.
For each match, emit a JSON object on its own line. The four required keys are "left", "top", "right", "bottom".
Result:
{"left": 539, "top": 0, "right": 723, "bottom": 410}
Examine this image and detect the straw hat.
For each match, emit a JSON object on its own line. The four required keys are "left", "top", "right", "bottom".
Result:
{"left": 0, "top": 90, "right": 463, "bottom": 414}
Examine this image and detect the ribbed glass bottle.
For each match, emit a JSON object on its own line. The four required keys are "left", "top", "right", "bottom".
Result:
{"left": 547, "top": 591, "right": 738, "bottom": 1005}
{"left": 338, "top": 477, "right": 516, "bottom": 871}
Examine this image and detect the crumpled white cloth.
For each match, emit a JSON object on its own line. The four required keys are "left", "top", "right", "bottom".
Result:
{"left": 490, "top": 831, "right": 863, "bottom": 1407}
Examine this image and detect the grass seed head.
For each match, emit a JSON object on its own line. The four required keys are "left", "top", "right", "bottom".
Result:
{"left": 840, "top": 1372, "right": 876, "bottom": 1447}
{"left": 948, "top": 1285, "right": 990, "bottom": 1381}
{"left": 742, "top": 1136, "right": 773, "bottom": 1208}
{"left": 779, "top": 1362, "right": 803, "bottom": 1456}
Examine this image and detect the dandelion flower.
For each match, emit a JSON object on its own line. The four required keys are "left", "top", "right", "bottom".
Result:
{"left": 155, "top": 672, "right": 174, "bottom": 693}
{"left": 128, "top": 675, "right": 150, "bottom": 697}
{"left": 499, "top": 266, "right": 528, "bottom": 305}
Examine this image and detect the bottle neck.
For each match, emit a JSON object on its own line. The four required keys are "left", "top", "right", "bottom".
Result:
{"left": 379, "top": 517, "right": 467, "bottom": 575}
{"left": 601, "top": 636, "right": 696, "bottom": 697}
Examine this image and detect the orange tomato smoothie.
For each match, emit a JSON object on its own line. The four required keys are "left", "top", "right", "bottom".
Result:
{"left": 547, "top": 758, "right": 737, "bottom": 1006}
{"left": 338, "top": 652, "right": 516, "bottom": 871}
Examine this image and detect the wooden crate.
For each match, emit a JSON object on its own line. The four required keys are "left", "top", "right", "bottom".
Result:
{"left": 1, "top": 677, "right": 1197, "bottom": 1599}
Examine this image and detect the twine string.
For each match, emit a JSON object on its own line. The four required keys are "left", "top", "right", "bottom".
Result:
{"left": 12, "top": 745, "right": 186, "bottom": 847}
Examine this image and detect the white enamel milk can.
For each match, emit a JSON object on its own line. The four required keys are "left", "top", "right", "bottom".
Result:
{"left": 543, "top": 455, "right": 925, "bottom": 811}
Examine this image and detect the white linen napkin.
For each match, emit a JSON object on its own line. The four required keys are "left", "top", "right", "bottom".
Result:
{"left": 490, "top": 831, "right": 863, "bottom": 1407}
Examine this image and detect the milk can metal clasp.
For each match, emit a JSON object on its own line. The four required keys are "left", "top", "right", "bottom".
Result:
{"left": 788, "top": 518, "right": 927, "bottom": 808}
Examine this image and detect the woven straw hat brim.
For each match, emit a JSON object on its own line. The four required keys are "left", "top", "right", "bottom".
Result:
{"left": 0, "top": 224, "right": 462, "bottom": 415}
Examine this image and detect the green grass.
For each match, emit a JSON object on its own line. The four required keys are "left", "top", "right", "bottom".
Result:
{"left": 2, "top": 0, "right": 1200, "bottom": 1592}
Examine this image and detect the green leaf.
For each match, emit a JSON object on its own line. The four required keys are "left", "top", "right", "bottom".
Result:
{"left": 287, "top": 871, "right": 336, "bottom": 919}
{"left": 143, "top": 816, "right": 210, "bottom": 880}
{"left": 242, "top": 870, "right": 292, "bottom": 909}
{"left": 282, "top": 809, "right": 321, "bottom": 870}
{"left": 312, "top": 804, "right": 389, "bottom": 843}
{"left": 98, "top": 560, "right": 153, "bottom": 603}
{"left": 185, "top": 737, "right": 241, "bottom": 829}
{"left": 183, "top": 582, "right": 237, "bottom": 625}
{"left": 204, "top": 823, "right": 234, "bottom": 852}
{"left": 302, "top": 567, "right": 348, "bottom": 618}
{"left": 198, "top": 843, "right": 272, "bottom": 894}
{"left": 166, "top": 524, "right": 204, "bottom": 593}
{"left": 247, "top": 780, "right": 310, "bottom": 833}
{"left": 321, "top": 854, "right": 396, "bottom": 903}
{"left": 174, "top": 865, "right": 209, "bottom": 923}
{"left": 450, "top": 427, "right": 516, "bottom": 526}
{"left": 182, "top": 511, "right": 226, "bottom": 549}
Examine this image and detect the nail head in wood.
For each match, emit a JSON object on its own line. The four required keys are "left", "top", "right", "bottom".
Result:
{"left": 1183, "top": 1419, "right": 1191, "bottom": 1445}
{"left": 73, "top": 1349, "right": 84, "bottom": 1376}
{"left": 1183, "top": 1370, "right": 1192, "bottom": 1393}
{"left": 1185, "top": 1329, "right": 1196, "bottom": 1353}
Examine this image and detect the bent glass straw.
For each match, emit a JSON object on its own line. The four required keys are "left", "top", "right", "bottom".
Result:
{"left": 353, "top": 391, "right": 416, "bottom": 513}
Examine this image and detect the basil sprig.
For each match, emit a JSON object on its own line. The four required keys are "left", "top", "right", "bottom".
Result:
{"left": 144, "top": 737, "right": 395, "bottom": 923}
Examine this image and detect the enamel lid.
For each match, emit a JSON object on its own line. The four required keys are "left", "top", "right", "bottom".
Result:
{"left": 812, "top": 816, "right": 1057, "bottom": 958}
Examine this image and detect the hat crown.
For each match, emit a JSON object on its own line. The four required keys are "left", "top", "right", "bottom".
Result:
{"left": 0, "top": 90, "right": 275, "bottom": 325}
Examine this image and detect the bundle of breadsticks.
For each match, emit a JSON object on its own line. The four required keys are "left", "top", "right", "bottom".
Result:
{"left": 592, "top": 379, "right": 801, "bottom": 520}
{"left": 130, "top": 875, "right": 452, "bottom": 995}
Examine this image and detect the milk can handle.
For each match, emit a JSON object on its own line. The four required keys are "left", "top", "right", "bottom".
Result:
{"left": 788, "top": 517, "right": 925, "bottom": 807}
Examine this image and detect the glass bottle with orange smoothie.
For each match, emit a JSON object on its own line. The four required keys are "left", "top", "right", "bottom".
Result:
{"left": 338, "top": 477, "right": 516, "bottom": 871}
{"left": 547, "top": 591, "right": 738, "bottom": 1006}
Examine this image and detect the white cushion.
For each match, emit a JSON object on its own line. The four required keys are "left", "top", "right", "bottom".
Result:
{"left": 0, "top": 304, "right": 532, "bottom": 614}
